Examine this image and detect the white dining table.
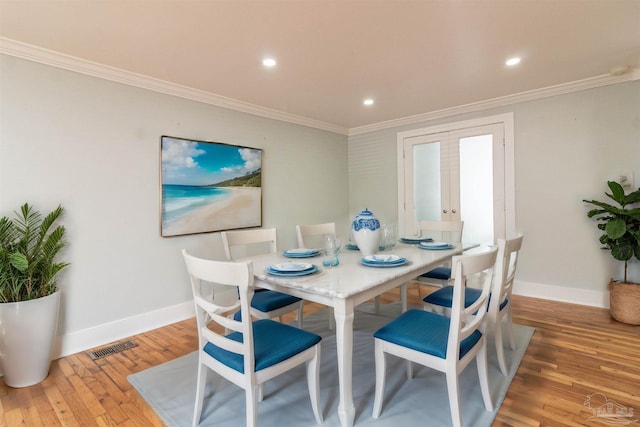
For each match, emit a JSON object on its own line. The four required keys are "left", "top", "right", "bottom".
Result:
{"left": 245, "top": 242, "right": 465, "bottom": 427}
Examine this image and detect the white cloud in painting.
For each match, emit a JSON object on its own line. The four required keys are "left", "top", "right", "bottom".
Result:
{"left": 162, "top": 138, "right": 206, "bottom": 183}
{"left": 163, "top": 139, "right": 205, "bottom": 169}
{"left": 221, "top": 148, "right": 261, "bottom": 174}
{"left": 240, "top": 148, "right": 261, "bottom": 171}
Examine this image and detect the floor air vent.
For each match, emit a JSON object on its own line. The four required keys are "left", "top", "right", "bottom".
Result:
{"left": 88, "top": 340, "right": 137, "bottom": 360}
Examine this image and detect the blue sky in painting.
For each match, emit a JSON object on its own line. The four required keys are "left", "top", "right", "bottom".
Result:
{"left": 161, "top": 137, "right": 261, "bottom": 186}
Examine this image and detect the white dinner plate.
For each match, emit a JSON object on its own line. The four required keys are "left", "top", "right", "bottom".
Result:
{"left": 266, "top": 265, "right": 318, "bottom": 277}
{"left": 361, "top": 257, "right": 408, "bottom": 268}
{"left": 283, "top": 248, "right": 320, "bottom": 258}
{"left": 418, "top": 242, "right": 454, "bottom": 250}
{"left": 400, "top": 236, "right": 433, "bottom": 244}
{"left": 269, "top": 262, "right": 314, "bottom": 272}
{"left": 363, "top": 254, "right": 404, "bottom": 264}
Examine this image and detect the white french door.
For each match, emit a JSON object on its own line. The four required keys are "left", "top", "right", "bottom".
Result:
{"left": 397, "top": 114, "right": 514, "bottom": 246}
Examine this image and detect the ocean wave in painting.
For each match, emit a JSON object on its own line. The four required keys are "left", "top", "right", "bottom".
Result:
{"left": 162, "top": 185, "right": 229, "bottom": 226}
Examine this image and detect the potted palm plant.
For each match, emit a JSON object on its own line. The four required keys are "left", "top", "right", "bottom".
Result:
{"left": 0, "top": 203, "right": 69, "bottom": 387}
{"left": 583, "top": 181, "right": 640, "bottom": 325}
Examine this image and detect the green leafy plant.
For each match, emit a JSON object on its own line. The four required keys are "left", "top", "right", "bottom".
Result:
{"left": 583, "top": 181, "right": 640, "bottom": 283}
{"left": 0, "top": 203, "right": 68, "bottom": 303}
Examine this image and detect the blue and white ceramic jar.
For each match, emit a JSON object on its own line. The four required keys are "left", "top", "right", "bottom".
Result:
{"left": 352, "top": 208, "right": 381, "bottom": 256}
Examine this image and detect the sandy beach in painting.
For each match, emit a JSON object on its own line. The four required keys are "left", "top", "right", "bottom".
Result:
{"left": 163, "top": 187, "right": 261, "bottom": 236}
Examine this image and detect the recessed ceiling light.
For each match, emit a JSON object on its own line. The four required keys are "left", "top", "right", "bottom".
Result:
{"left": 505, "top": 57, "right": 521, "bottom": 66}
{"left": 262, "top": 58, "right": 277, "bottom": 67}
{"left": 363, "top": 98, "right": 374, "bottom": 106}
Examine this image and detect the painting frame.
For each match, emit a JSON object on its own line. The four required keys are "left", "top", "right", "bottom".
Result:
{"left": 160, "top": 135, "right": 263, "bottom": 237}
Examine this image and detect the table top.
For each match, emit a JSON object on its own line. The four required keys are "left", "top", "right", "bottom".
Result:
{"left": 247, "top": 242, "right": 465, "bottom": 300}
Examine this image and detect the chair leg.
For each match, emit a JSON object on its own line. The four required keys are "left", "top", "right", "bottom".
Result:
{"left": 306, "top": 346, "right": 323, "bottom": 424}
{"left": 494, "top": 318, "right": 508, "bottom": 377}
{"left": 258, "top": 383, "right": 264, "bottom": 402}
{"left": 192, "top": 362, "right": 208, "bottom": 427}
{"left": 445, "top": 369, "right": 463, "bottom": 427}
{"left": 245, "top": 385, "right": 259, "bottom": 427}
{"left": 476, "top": 339, "right": 494, "bottom": 411}
{"left": 372, "top": 340, "right": 386, "bottom": 418}
{"left": 328, "top": 307, "right": 335, "bottom": 330}
{"left": 405, "top": 360, "right": 413, "bottom": 380}
{"left": 374, "top": 295, "right": 380, "bottom": 313}
{"left": 400, "top": 283, "right": 407, "bottom": 312}
{"left": 297, "top": 302, "right": 304, "bottom": 329}
{"left": 506, "top": 306, "right": 515, "bottom": 350}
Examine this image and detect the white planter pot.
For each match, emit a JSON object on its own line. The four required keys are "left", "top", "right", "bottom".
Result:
{"left": 0, "top": 290, "right": 61, "bottom": 387}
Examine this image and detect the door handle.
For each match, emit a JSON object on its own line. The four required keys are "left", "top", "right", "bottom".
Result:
{"left": 442, "top": 209, "right": 448, "bottom": 213}
{"left": 452, "top": 209, "right": 457, "bottom": 214}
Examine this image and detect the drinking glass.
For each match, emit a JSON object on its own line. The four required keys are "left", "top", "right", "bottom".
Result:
{"left": 323, "top": 234, "right": 340, "bottom": 267}
{"left": 382, "top": 223, "right": 397, "bottom": 251}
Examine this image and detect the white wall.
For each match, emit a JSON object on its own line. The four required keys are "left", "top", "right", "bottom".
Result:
{"left": 349, "top": 81, "right": 640, "bottom": 306}
{"left": 2, "top": 52, "right": 638, "bottom": 360}
{"left": 0, "top": 55, "right": 349, "bottom": 356}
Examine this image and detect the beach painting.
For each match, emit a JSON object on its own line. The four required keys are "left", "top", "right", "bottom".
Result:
{"left": 160, "top": 136, "right": 262, "bottom": 237}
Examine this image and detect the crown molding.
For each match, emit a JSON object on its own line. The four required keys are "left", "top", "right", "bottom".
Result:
{"left": 2, "top": 37, "right": 636, "bottom": 138}
{"left": 0, "top": 37, "right": 349, "bottom": 136}
{"left": 348, "top": 71, "right": 639, "bottom": 136}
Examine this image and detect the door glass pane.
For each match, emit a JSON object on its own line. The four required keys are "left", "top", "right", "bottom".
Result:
{"left": 459, "top": 135, "right": 494, "bottom": 246}
{"left": 413, "top": 142, "right": 441, "bottom": 224}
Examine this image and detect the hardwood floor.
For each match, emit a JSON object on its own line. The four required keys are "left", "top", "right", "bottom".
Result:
{"left": 1, "top": 284, "right": 639, "bottom": 426}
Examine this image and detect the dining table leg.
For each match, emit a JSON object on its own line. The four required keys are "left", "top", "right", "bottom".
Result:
{"left": 334, "top": 299, "right": 355, "bottom": 427}
{"left": 400, "top": 282, "right": 408, "bottom": 312}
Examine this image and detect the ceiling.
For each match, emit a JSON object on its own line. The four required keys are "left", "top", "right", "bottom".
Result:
{"left": 1, "top": 1, "right": 639, "bottom": 132}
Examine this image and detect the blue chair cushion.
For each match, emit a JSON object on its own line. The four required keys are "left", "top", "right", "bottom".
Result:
{"left": 203, "top": 319, "right": 321, "bottom": 373}
{"left": 374, "top": 309, "right": 482, "bottom": 360}
{"left": 420, "top": 267, "right": 451, "bottom": 280}
{"left": 423, "top": 286, "right": 508, "bottom": 311}
{"left": 251, "top": 289, "right": 302, "bottom": 313}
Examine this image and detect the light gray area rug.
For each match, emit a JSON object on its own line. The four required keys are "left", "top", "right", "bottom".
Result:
{"left": 128, "top": 303, "right": 534, "bottom": 426}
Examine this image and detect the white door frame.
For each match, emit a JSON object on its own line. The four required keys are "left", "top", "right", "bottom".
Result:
{"left": 397, "top": 112, "right": 515, "bottom": 239}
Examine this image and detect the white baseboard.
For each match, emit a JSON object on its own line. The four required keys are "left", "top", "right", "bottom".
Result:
{"left": 59, "top": 281, "right": 605, "bottom": 361}
{"left": 513, "top": 280, "right": 609, "bottom": 309}
{"left": 0, "top": 282, "right": 610, "bottom": 379}
{"left": 53, "top": 300, "right": 195, "bottom": 359}
{"left": 51, "top": 281, "right": 606, "bottom": 360}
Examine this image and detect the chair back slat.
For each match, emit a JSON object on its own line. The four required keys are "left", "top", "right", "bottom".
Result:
{"left": 221, "top": 228, "right": 278, "bottom": 260}
{"left": 296, "top": 222, "right": 336, "bottom": 248}
{"left": 418, "top": 220, "right": 464, "bottom": 243}
{"left": 193, "top": 293, "right": 242, "bottom": 332}
{"left": 201, "top": 326, "right": 246, "bottom": 354}
{"left": 490, "top": 235, "right": 524, "bottom": 313}
{"left": 447, "top": 247, "right": 498, "bottom": 358}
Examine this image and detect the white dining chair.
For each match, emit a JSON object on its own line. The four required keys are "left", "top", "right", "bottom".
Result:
{"left": 182, "top": 250, "right": 323, "bottom": 427}
{"left": 221, "top": 228, "right": 304, "bottom": 328}
{"left": 296, "top": 222, "right": 336, "bottom": 249}
{"left": 416, "top": 220, "right": 464, "bottom": 286}
{"left": 296, "top": 222, "right": 337, "bottom": 328}
{"left": 423, "top": 234, "right": 524, "bottom": 375}
{"left": 372, "top": 247, "right": 497, "bottom": 427}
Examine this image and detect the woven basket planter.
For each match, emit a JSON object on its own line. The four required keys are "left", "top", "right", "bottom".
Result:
{"left": 609, "top": 280, "right": 640, "bottom": 325}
